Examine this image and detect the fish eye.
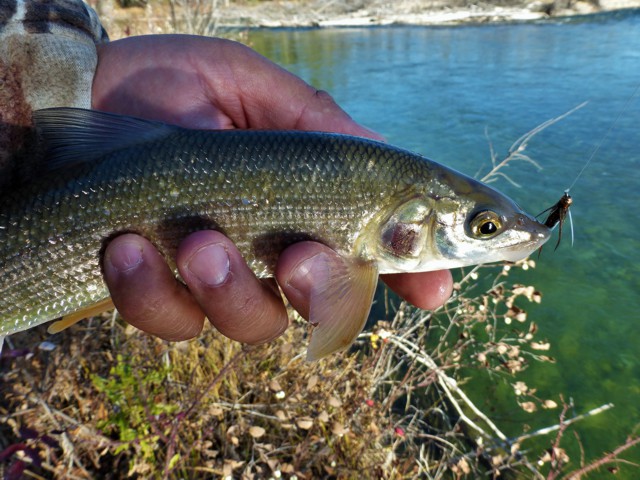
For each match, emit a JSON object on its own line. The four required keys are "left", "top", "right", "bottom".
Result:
{"left": 469, "top": 211, "right": 503, "bottom": 239}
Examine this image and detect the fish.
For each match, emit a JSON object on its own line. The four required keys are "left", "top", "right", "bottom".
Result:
{"left": 0, "top": 108, "right": 551, "bottom": 359}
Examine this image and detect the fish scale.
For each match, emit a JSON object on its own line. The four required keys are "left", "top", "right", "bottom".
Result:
{"left": 0, "top": 108, "right": 549, "bottom": 358}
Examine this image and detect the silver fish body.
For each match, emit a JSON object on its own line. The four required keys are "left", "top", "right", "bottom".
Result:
{"left": 0, "top": 108, "right": 550, "bottom": 357}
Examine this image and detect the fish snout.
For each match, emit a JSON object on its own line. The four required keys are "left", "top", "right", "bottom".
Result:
{"left": 515, "top": 213, "right": 551, "bottom": 247}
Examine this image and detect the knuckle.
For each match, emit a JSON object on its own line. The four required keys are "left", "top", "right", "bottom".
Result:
{"left": 112, "top": 282, "right": 204, "bottom": 341}
{"left": 312, "top": 88, "right": 338, "bottom": 107}
{"left": 205, "top": 289, "right": 285, "bottom": 344}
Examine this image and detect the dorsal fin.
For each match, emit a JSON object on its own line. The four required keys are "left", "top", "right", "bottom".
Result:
{"left": 33, "top": 108, "right": 179, "bottom": 171}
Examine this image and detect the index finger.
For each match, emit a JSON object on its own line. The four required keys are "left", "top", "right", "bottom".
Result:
{"left": 381, "top": 271, "right": 453, "bottom": 311}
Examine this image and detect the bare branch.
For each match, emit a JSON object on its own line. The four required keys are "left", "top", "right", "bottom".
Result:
{"left": 481, "top": 102, "right": 587, "bottom": 185}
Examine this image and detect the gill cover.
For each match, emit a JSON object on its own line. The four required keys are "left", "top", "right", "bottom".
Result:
{"left": 380, "top": 198, "right": 433, "bottom": 268}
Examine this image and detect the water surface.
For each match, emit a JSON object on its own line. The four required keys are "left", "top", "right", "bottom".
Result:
{"left": 246, "top": 10, "right": 640, "bottom": 470}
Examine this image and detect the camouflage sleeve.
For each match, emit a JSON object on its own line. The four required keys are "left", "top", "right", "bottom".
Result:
{"left": 0, "top": 0, "right": 108, "bottom": 189}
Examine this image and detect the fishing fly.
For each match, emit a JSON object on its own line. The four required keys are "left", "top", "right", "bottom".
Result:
{"left": 537, "top": 83, "right": 639, "bottom": 255}
{"left": 536, "top": 191, "right": 573, "bottom": 256}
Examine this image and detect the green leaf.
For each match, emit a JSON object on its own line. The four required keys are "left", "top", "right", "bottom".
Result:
{"left": 168, "top": 453, "right": 181, "bottom": 470}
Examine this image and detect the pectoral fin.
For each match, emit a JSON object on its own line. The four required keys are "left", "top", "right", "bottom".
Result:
{"left": 306, "top": 258, "right": 378, "bottom": 361}
{"left": 47, "top": 297, "right": 115, "bottom": 334}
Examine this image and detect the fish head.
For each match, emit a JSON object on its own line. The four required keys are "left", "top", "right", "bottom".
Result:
{"left": 370, "top": 169, "right": 551, "bottom": 273}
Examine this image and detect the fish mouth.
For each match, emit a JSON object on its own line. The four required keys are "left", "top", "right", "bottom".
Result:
{"left": 499, "top": 214, "right": 551, "bottom": 262}
{"left": 515, "top": 214, "right": 552, "bottom": 249}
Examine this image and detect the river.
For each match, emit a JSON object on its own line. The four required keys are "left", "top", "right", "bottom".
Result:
{"left": 245, "top": 9, "right": 640, "bottom": 472}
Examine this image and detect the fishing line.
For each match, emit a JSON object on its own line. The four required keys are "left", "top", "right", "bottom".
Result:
{"left": 538, "top": 82, "right": 639, "bottom": 252}
{"left": 566, "top": 82, "right": 640, "bottom": 192}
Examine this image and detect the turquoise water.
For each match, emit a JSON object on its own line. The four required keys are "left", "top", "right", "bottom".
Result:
{"left": 246, "top": 10, "right": 640, "bottom": 470}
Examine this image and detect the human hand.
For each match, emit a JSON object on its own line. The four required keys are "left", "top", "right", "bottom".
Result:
{"left": 92, "top": 35, "right": 453, "bottom": 345}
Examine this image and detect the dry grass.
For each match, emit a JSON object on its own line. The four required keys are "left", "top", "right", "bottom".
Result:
{"left": 0, "top": 259, "right": 542, "bottom": 478}
{"left": 2, "top": 255, "right": 635, "bottom": 478}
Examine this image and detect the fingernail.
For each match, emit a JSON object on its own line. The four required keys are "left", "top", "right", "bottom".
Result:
{"left": 107, "top": 239, "right": 143, "bottom": 273}
{"left": 286, "top": 252, "right": 329, "bottom": 297}
{"left": 186, "top": 243, "right": 230, "bottom": 287}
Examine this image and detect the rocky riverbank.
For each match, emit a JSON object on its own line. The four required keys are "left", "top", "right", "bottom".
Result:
{"left": 100, "top": 0, "right": 640, "bottom": 38}
{"left": 210, "top": 0, "right": 640, "bottom": 28}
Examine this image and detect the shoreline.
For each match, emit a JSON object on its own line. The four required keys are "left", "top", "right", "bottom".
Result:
{"left": 210, "top": 1, "right": 640, "bottom": 29}
{"left": 103, "top": 1, "right": 640, "bottom": 38}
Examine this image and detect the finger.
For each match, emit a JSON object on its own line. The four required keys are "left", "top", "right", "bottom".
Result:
{"left": 277, "top": 243, "right": 454, "bottom": 316}
{"left": 244, "top": 82, "right": 383, "bottom": 139}
{"left": 381, "top": 270, "right": 453, "bottom": 311}
{"left": 275, "top": 241, "right": 349, "bottom": 321}
{"left": 176, "top": 230, "right": 289, "bottom": 345}
{"left": 240, "top": 78, "right": 384, "bottom": 139}
{"left": 102, "top": 234, "right": 205, "bottom": 341}
{"left": 291, "top": 89, "right": 385, "bottom": 140}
